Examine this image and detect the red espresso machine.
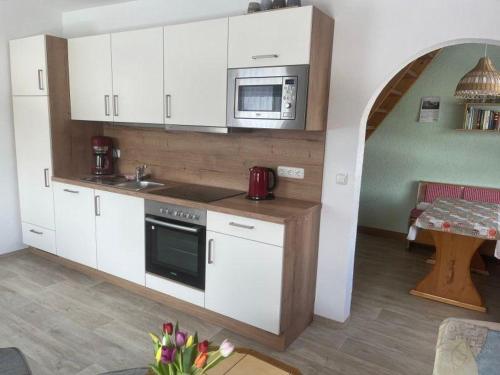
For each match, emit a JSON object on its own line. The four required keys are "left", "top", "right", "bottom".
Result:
{"left": 247, "top": 166, "right": 276, "bottom": 200}
{"left": 91, "top": 136, "right": 114, "bottom": 175}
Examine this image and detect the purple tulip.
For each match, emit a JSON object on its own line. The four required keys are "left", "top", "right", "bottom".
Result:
{"left": 161, "top": 347, "right": 176, "bottom": 364}
{"left": 175, "top": 331, "right": 187, "bottom": 347}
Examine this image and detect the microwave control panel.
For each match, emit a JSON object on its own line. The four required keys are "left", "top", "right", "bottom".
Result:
{"left": 282, "top": 77, "right": 298, "bottom": 119}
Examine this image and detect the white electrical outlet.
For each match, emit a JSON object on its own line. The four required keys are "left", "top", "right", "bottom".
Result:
{"left": 277, "top": 166, "right": 305, "bottom": 179}
{"left": 336, "top": 173, "right": 348, "bottom": 185}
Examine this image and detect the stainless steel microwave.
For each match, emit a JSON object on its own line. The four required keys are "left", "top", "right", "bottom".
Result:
{"left": 227, "top": 65, "right": 309, "bottom": 130}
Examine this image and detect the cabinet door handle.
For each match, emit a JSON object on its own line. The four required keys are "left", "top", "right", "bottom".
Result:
{"left": 29, "top": 229, "right": 43, "bottom": 235}
{"left": 63, "top": 189, "right": 79, "bottom": 194}
{"left": 95, "top": 195, "right": 101, "bottom": 216}
{"left": 252, "top": 54, "right": 279, "bottom": 60}
{"left": 208, "top": 239, "right": 214, "bottom": 264}
{"left": 113, "top": 95, "right": 119, "bottom": 117}
{"left": 229, "top": 222, "right": 255, "bottom": 230}
{"left": 43, "top": 168, "right": 50, "bottom": 188}
{"left": 166, "top": 95, "right": 172, "bottom": 118}
{"left": 37, "top": 69, "right": 44, "bottom": 90}
{"left": 104, "top": 95, "right": 110, "bottom": 116}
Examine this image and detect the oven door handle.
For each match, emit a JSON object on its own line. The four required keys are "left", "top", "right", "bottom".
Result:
{"left": 146, "top": 217, "right": 200, "bottom": 233}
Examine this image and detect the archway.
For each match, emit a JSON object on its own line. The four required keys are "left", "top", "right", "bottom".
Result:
{"left": 358, "top": 40, "right": 500, "bottom": 300}
{"left": 316, "top": 36, "right": 500, "bottom": 323}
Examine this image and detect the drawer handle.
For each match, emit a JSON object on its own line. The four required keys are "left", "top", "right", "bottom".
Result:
{"left": 37, "top": 69, "right": 44, "bottom": 90}
{"left": 208, "top": 239, "right": 214, "bottom": 264}
{"left": 63, "top": 189, "right": 79, "bottom": 194}
{"left": 29, "top": 229, "right": 43, "bottom": 235}
{"left": 43, "top": 168, "right": 50, "bottom": 188}
{"left": 104, "top": 95, "right": 111, "bottom": 116}
{"left": 113, "top": 95, "right": 119, "bottom": 117}
{"left": 229, "top": 222, "right": 255, "bottom": 230}
{"left": 166, "top": 95, "right": 172, "bottom": 118}
{"left": 95, "top": 195, "right": 101, "bottom": 216}
{"left": 252, "top": 54, "right": 279, "bottom": 60}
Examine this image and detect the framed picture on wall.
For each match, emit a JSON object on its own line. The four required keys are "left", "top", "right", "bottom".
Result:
{"left": 419, "top": 96, "right": 440, "bottom": 123}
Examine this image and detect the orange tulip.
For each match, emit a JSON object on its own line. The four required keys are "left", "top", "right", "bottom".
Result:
{"left": 194, "top": 352, "right": 208, "bottom": 368}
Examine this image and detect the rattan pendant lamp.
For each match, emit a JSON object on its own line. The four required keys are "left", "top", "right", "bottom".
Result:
{"left": 455, "top": 44, "right": 500, "bottom": 99}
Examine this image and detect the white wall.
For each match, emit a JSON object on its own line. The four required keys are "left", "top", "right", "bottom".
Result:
{"left": 61, "top": 0, "right": 500, "bottom": 322}
{"left": 0, "top": 1, "right": 62, "bottom": 255}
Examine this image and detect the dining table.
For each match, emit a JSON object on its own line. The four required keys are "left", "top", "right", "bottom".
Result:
{"left": 407, "top": 197, "right": 500, "bottom": 312}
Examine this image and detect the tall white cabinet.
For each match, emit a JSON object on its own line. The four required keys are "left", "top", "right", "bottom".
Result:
{"left": 164, "top": 18, "right": 228, "bottom": 128}
{"left": 10, "top": 35, "right": 56, "bottom": 254}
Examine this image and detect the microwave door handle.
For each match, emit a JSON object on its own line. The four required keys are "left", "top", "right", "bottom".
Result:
{"left": 145, "top": 217, "right": 200, "bottom": 233}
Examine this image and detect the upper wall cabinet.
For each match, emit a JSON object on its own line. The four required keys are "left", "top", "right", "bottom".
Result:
{"left": 164, "top": 18, "right": 228, "bottom": 128}
{"left": 10, "top": 35, "right": 48, "bottom": 95}
{"left": 112, "top": 27, "right": 164, "bottom": 124}
{"left": 68, "top": 34, "right": 113, "bottom": 122}
{"left": 228, "top": 6, "right": 313, "bottom": 68}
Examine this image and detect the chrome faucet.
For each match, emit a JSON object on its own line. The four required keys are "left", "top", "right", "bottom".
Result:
{"left": 135, "top": 164, "right": 149, "bottom": 181}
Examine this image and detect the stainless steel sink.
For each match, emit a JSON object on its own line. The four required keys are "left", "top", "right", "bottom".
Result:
{"left": 114, "top": 180, "right": 165, "bottom": 191}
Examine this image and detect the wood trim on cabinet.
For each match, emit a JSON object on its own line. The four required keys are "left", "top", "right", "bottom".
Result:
{"left": 306, "top": 8, "right": 334, "bottom": 131}
{"left": 46, "top": 35, "right": 72, "bottom": 178}
{"left": 280, "top": 205, "right": 321, "bottom": 347}
{"left": 45, "top": 35, "right": 103, "bottom": 178}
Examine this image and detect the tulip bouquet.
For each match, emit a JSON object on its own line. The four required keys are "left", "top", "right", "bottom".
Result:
{"left": 149, "top": 322, "right": 235, "bottom": 375}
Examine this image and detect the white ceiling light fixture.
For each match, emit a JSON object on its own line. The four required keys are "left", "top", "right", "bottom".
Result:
{"left": 455, "top": 44, "right": 500, "bottom": 99}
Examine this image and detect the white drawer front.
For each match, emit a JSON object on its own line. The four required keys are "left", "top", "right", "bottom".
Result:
{"left": 22, "top": 222, "right": 56, "bottom": 254}
{"left": 207, "top": 211, "right": 284, "bottom": 246}
{"left": 146, "top": 273, "right": 205, "bottom": 307}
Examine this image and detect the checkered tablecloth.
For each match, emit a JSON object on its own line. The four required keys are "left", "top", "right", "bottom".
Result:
{"left": 407, "top": 198, "right": 500, "bottom": 258}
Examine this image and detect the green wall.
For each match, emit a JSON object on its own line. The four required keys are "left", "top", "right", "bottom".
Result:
{"left": 359, "top": 43, "right": 500, "bottom": 233}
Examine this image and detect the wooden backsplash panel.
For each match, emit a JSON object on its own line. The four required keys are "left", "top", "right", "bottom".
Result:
{"left": 103, "top": 125, "right": 326, "bottom": 202}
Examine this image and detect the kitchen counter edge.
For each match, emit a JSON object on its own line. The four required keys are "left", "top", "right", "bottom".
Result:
{"left": 52, "top": 176, "right": 321, "bottom": 224}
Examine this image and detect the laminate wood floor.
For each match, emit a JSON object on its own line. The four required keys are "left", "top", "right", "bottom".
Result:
{"left": 1, "top": 234, "right": 499, "bottom": 375}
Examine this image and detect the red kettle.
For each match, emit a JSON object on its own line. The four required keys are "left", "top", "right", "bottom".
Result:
{"left": 247, "top": 166, "right": 276, "bottom": 200}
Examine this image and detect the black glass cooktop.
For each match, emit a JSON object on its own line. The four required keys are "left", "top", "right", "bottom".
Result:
{"left": 149, "top": 184, "right": 244, "bottom": 203}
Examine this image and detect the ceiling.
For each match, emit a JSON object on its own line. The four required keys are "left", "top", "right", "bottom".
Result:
{"left": 42, "top": 0, "right": 135, "bottom": 12}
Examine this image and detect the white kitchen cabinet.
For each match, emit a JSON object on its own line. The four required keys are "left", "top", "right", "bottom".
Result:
{"left": 68, "top": 34, "right": 113, "bottom": 121}
{"left": 95, "top": 190, "right": 145, "bottom": 285}
{"left": 164, "top": 18, "right": 228, "bottom": 128}
{"left": 12, "top": 96, "right": 55, "bottom": 233}
{"left": 228, "top": 6, "right": 313, "bottom": 68}
{"left": 205, "top": 230, "right": 283, "bottom": 334}
{"left": 9, "top": 35, "right": 48, "bottom": 96}
{"left": 21, "top": 223, "right": 56, "bottom": 255}
{"left": 111, "top": 27, "right": 164, "bottom": 124}
{"left": 54, "top": 182, "right": 97, "bottom": 268}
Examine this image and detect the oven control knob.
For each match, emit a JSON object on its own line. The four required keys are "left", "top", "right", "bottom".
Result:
{"left": 188, "top": 214, "right": 195, "bottom": 220}
{"left": 285, "top": 102, "right": 292, "bottom": 109}
{"left": 160, "top": 208, "right": 165, "bottom": 214}
{"left": 194, "top": 215, "right": 200, "bottom": 220}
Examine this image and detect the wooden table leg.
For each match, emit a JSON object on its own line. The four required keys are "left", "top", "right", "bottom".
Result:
{"left": 426, "top": 250, "right": 489, "bottom": 275}
{"left": 410, "top": 231, "right": 486, "bottom": 312}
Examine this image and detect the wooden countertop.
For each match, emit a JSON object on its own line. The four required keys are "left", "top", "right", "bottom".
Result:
{"left": 52, "top": 176, "right": 320, "bottom": 224}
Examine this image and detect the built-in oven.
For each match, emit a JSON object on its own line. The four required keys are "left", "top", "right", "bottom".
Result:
{"left": 227, "top": 65, "right": 309, "bottom": 130}
{"left": 145, "top": 201, "right": 206, "bottom": 290}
